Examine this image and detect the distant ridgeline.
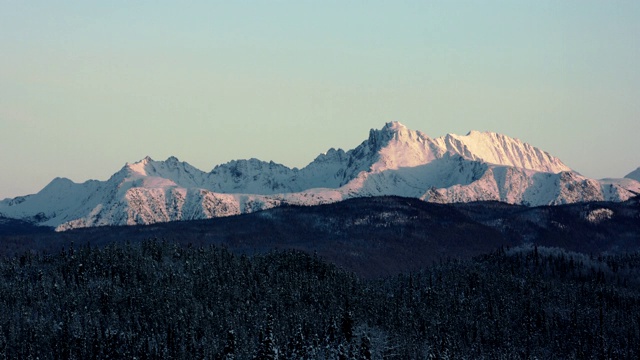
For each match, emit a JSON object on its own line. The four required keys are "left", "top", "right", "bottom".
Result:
{"left": 1, "top": 122, "right": 639, "bottom": 230}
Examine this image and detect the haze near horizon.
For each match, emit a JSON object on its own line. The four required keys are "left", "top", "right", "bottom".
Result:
{"left": 1, "top": 1, "right": 639, "bottom": 200}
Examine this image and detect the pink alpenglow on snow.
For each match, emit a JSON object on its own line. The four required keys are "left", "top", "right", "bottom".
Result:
{"left": 1, "top": 122, "right": 638, "bottom": 231}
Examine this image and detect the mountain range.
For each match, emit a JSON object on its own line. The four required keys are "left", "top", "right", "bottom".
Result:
{"left": 1, "top": 122, "right": 639, "bottom": 231}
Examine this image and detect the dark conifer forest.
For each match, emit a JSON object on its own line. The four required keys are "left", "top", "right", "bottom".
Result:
{"left": 2, "top": 240, "right": 640, "bottom": 359}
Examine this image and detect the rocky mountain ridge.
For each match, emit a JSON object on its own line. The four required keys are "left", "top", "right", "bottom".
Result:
{"left": 1, "top": 122, "right": 638, "bottom": 230}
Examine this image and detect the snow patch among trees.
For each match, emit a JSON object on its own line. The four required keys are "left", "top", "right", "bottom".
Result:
{"left": 584, "top": 208, "right": 614, "bottom": 224}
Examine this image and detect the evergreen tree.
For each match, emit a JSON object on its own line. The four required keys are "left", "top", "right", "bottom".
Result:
{"left": 359, "top": 334, "right": 372, "bottom": 360}
{"left": 255, "top": 314, "right": 278, "bottom": 360}
{"left": 222, "top": 329, "right": 236, "bottom": 360}
{"left": 341, "top": 310, "right": 355, "bottom": 343}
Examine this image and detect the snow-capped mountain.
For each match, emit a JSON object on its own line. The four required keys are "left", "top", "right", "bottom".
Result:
{"left": 1, "top": 122, "right": 638, "bottom": 231}
{"left": 432, "top": 130, "right": 571, "bottom": 173}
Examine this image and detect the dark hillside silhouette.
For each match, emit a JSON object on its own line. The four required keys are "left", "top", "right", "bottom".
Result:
{"left": 2, "top": 195, "right": 640, "bottom": 277}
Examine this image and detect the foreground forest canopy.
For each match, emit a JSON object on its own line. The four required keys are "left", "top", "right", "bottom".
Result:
{"left": 2, "top": 240, "right": 640, "bottom": 359}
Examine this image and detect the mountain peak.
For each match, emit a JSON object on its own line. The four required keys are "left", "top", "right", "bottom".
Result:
{"left": 126, "top": 157, "right": 148, "bottom": 176}
{"left": 358, "top": 122, "right": 439, "bottom": 172}
{"left": 625, "top": 167, "right": 640, "bottom": 182}
{"left": 383, "top": 121, "right": 407, "bottom": 132}
{"left": 466, "top": 130, "right": 487, "bottom": 136}
{"left": 166, "top": 156, "right": 180, "bottom": 163}
{"left": 3, "top": 122, "right": 637, "bottom": 231}
{"left": 368, "top": 122, "right": 424, "bottom": 146}
{"left": 124, "top": 156, "right": 156, "bottom": 176}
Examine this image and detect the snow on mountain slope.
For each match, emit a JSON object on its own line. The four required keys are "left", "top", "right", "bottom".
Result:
{"left": 338, "top": 153, "right": 488, "bottom": 199}
{"left": 297, "top": 148, "right": 351, "bottom": 189}
{"left": 423, "top": 168, "right": 602, "bottom": 206}
{"left": 337, "top": 154, "right": 630, "bottom": 206}
{"left": 366, "top": 122, "right": 444, "bottom": 172}
{"left": 625, "top": 167, "right": 640, "bottom": 182}
{"left": 0, "top": 177, "right": 103, "bottom": 224}
{"left": 599, "top": 178, "right": 640, "bottom": 199}
{"left": 0, "top": 121, "right": 635, "bottom": 231}
{"left": 207, "top": 159, "right": 300, "bottom": 194}
{"left": 136, "top": 156, "right": 210, "bottom": 188}
{"left": 432, "top": 130, "right": 571, "bottom": 173}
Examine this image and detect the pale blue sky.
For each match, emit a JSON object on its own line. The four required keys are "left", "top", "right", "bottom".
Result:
{"left": 1, "top": 1, "right": 639, "bottom": 199}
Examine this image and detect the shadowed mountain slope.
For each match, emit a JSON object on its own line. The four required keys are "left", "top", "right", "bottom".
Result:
{"left": 3, "top": 195, "right": 639, "bottom": 277}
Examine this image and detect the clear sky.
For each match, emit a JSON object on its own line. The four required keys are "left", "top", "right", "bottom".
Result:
{"left": 1, "top": 1, "right": 639, "bottom": 200}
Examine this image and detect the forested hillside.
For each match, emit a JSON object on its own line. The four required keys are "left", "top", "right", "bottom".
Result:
{"left": 2, "top": 195, "right": 639, "bottom": 278}
{"left": 2, "top": 241, "right": 640, "bottom": 359}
